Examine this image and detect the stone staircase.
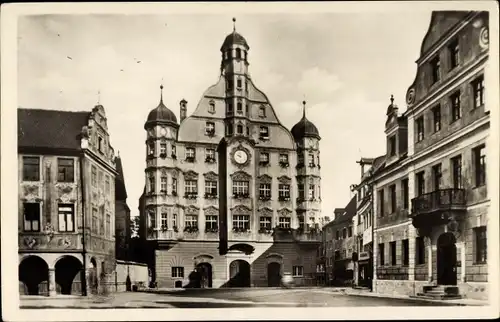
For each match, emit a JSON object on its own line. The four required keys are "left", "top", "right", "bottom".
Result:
{"left": 416, "top": 285, "right": 462, "bottom": 300}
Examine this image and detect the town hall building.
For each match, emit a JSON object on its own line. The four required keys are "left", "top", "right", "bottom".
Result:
{"left": 139, "top": 19, "right": 323, "bottom": 288}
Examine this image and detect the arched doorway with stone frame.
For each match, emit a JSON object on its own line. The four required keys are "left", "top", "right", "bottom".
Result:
{"left": 194, "top": 254, "right": 214, "bottom": 288}
{"left": 437, "top": 232, "right": 458, "bottom": 286}
{"left": 266, "top": 253, "right": 284, "bottom": 287}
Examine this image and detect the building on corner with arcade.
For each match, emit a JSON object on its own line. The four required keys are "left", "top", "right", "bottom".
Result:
{"left": 18, "top": 105, "right": 119, "bottom": 296}
{"left": 139, "top": 20, "right": 323, "bottom": 288}
{"left": 372, "top": 11, "right": 490, "bottom": 300}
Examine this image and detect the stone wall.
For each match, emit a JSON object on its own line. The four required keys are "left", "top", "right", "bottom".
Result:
{"left": 375, "top": 280, "right": 428, "bottom": 297}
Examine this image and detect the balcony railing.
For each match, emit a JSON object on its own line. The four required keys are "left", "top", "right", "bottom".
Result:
{"left": 411, "top": 188, "right": 466, "bottom": 215}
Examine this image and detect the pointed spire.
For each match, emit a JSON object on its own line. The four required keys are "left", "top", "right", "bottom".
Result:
{"left": 160, "top": 81, "right": 164, "bottom": 104}
{"left": 302, "top": 99, "right": 307, "bottom": 119}
{"left": 232, "top": 17, "right": 236, "bottom": 32}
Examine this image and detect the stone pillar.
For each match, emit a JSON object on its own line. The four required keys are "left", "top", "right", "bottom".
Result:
{"left": 460, "top": 242, "right": 466, "bottom": 282}
{"left": 408, "top": 226, "right": 416, "bottom": 281}
{"left": 48, "top": 268, "right": 57, "bottom": 296}
{"left": 426, "top": 237, "right": 432, "bottom": 283}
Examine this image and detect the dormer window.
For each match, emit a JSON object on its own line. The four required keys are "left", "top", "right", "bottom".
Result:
{"left": 237, "top": 124, "right": 243, "bottom": 135}
{"left": 389, "top": 136, "right": 396, "bottom": 156}
{"left": 448, "top": 39, "right": 460, "bottom": 70}
{"left": 205, "top": 122, "right": 215, "bottom": 136}
{"left": 208, "top": 101, "right": 215, "bottom": 114}
{"left": 259, "top": 152, "right": 270, "bottom": 166}
{"left": 259, "top": 106, "right": 266, "bottom": 117}
{"left": 430, "top": 56, "right": 441, "bottom": 84}
{"left": 259, "top": 126, "right": 269, "bottom": 140}
{"left": 416, "top": 116, "right": 424, "bottom": 142}
{"left": 185, "top": 147, "right": 195, "bottom": 162}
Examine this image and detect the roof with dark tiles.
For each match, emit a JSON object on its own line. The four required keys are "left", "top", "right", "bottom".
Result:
{"left": 18, "top": 108, "right": 89, "bottom": 151}
{"left": 115, "top": 155, "right": 128, "bottom": 201}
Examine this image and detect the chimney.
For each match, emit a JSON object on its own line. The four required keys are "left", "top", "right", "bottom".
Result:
{"left": 180, "top": 99, "right": 187, "bottom": 122}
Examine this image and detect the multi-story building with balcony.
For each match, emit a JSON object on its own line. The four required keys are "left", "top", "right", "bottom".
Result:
{"left": 322, "top": 196, "right": 356, "bottom": 286}
{"left": 372, "top": 11, "right": 490, "bottom": 300}
{"left": 139, "top": 20, "right": 322, "bottom": 288}
{"left": 351, "top": 156, "right": 385, "bottom": 289}
{"left": 18, "top": 105, "right": 119, "bottom": 296}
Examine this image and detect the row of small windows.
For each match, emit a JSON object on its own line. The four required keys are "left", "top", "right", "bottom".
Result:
{"left": 22, "top": 157, "right": 75, "bottom": 183}
{"left": 171, "top": 265, "right": 305, "bottom": 278}
{"left": 379, "top": 144, "right": 486, "bottom": 216}
{"left": 223, "top": 48, "right": 247, "bottom": 61}
{"left": 226, "top": 102, "right": 267, "bottom": 118}
{"left": 22, "top": 202, "right": 111, "bottom": 238}
{"left": 226, "top": 78, "right": 249, "bottom": 95}
{"left": 378, "top": 228, "right": 487, "bottom": 266}
{"left": 297, "top": 153, "right": 321, "bottom": 168}
{"left": 428, "top": 37, "right": 461, "bottom": 85}
{"left": 415, "top": 75, "right": 485, "bottom": 143}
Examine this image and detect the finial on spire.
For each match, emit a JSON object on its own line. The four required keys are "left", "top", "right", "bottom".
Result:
{"left": 160, "top": 79, "right": 164, "bottom": 103}
{"left": 232, "top": 17, "right": 236, "bottom": 32}
{"left": 97, "top": 90, "right": 101, "bottom": 105}
{"left": 390, "top": 94, "right": 394, "bottom": 105}
{"left": 302, "top": 99, "right": 307, "bottom": 118}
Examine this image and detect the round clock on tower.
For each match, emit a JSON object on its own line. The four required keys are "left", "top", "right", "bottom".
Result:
{"left": 234, "top": 149, "right": 248, "bottom": 164}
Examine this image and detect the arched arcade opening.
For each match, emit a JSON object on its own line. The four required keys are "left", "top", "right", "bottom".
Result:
{"left": 19, "top": 256, "right": 49, "bottom": 296}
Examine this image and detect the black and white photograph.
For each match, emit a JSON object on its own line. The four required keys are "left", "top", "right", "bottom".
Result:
{"left": 1, "top": 1, "right": 499, "bottom": 321}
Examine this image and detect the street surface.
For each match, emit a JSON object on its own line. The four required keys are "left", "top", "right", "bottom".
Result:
{"left": 20, "top": 288, "right": 473, "bottom": 309}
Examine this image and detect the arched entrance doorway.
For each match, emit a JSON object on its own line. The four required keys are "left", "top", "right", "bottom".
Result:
{"left": 19, "top": 256, "right": 49, "bottom": 295}
{"left": 55, "top": 256, "right": 83, "bottom": 295}
{"left": 229, "top": 260, "right": 251, "bottom": 287}
{"left": 267, "top": 262, "right": 281, "bottom": 287}
{"left": 196, "top": 263, "right": 213, "bottom": 288}
{"left": 437, "top": 232, "right": 457, "bottom": 285}
{"left": 88, "top": 257, "right": 98, "bottom": 294}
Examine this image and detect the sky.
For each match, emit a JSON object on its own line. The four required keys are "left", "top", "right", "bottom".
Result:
{"left": 17, "top": 11, "right": 432, "bottom": 219}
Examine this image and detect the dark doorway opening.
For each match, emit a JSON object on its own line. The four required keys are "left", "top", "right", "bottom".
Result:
{"left": 19, "top": 256, "right": 49, "bottom": 295}
{"left": 437, "top": 232, "right": 457, "bottom": 285}
{"left": 229, "top": 260, "right": 251, "bottom": 287}
{"left": 197, "top": 262, "right": 213, "bottom": 288}
{"left": 267, "top": 262, "right": 281, "bottom": 287}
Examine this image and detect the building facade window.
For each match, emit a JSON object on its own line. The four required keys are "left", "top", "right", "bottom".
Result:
{"left": 348, "top": 226, "right": 352, "bottom": 237}
{"left": 342, "top": 228, "right": 347, "bottom": 239}
{"left": 472, "top": 75, "right": 485, "bottom": 108}
{"left": 402, "top": 179, "right": 409, "bottom": 210}
{"left": 205, "top": 122, "right": 215, "bottom": 136}
{"left": 390, "top": 241, "right": 397, "bottom": 265}
{"left": 278, "top": 217, "right": 291, "bottom": 228}
{"left": 208, "top": 101, "right": 215, "bottom": 114}
{"left": 172, "top": 267, "right": 184, "bottom": 278}
{"left": 432, "top": 105, "right": 441, "bottom": 132}
{"left": 23, "top": 202, "right": 40, "bottom": 232}
{"left": 309, "top": 184, "right": 315, "bottom": 200}
{"left": 259, "top": 216, "right": 271, "bottom": 230}
{"left": 259, "top": 106, "right": 266, "bottom": 117}
{"left": 416, "top": 236, "right": 426, "bottom": 265}
{"left": 160, "top": 143, "right": 167, "bottom": 156}
{"left": 232, "top": 214, "right": 250, "bottom": 230}
{"left": 308, "top": 153, "right": 315, "bottom": 167}
{"left": 430, "top": 56, "right": 441, "bottom": 84}
{"left": 279, "top": 154, "right": 289, "bottom": 166}
{"left": 206, "top": 215, "right": 218, "bottom": 231}
{"left": 402, "top": 239, "right": 409, "bottom": 266}
{"left": 185, "top": 147, "right": 195, "bottom": 162}
{"left": 292, "top": 266, "right": 304, "bottom": 277}
{"left": 259, "top": 152, "right": 270, "bottom": 165}
{"left": 378, "top": 189, "right": 385, "bottom": 217}
{"left": 148, "top": 142, "right": 155, "bottom": 157}
{"left": 57, "top": 158, "right": 74, "bottom": 182}
{"left": 185, "top": 215, "right": 198, "bottom": 228}
{"left": 172, "top": 178, "right": 177, "bottom": 195}
{"left": 149, "top": 176, "right": 155, "bottom": 193}
{"left": 161, "top": 213, "right": 168, "bottom": 230}
{"left": 23, "top": 156, "right": 40, "bottom": 181}
{"left": 205, "top": 148, "right": 216, "bottom": 162}
{"left": 184, "top": 180, "right": 198, "bottom": 197}
{"left": 432, "top": 163, "right": 442, "bottom": 191}
{"left": 155, "top": 176, "right": 164, "bottom": 193}
{"left": 379, "top": 243, "right": 385, "bottom": 266}
{"left": 450, "top": 91, "right": 461, "bottom": 122}
{"left": 105, "top": 175, "right": 110, "bottom": 195}
{"left": 448, "top": 38, "right": 460, "bottom": 69}
{"left": 451, "top": 155, "right": 463, "bottom": 189}
{"left": 58, "top": 204, "right": 75, "bottom": 232}
{"left": 259, "top": 126, "right": 269, "bottom": 139}
{"left": 259, "top": 183, "right": 271, "bottom": 199}
{"left": 278, "top": 184, "right": 290, "bottom": 200}
{"left": 389, "top": 184, "right": 396, "bottom": 214}
{"left": 475, "top": 226, "right": 487, "bottom": 263}
{"left": 106, "top": 213, "right": 110, "bottom": 237}
{"left": 237, "top": 102, "right": 243, "bottom": 113}
{"left": 232, "top": 181, "right": 249, "bottom": 197}
{"left": 416, "top": 171, "right": 425, "bottom": 196}
{"left": 226, "top": 123, "right": 233, "bottom": 136}
{"left": 92, "top": 208, "right": 99, "bottom": 233}
{"left": 389, "top": 136, "right": 396, "bottom": 156}
{"left": 474, "top": 145, "right": 486, "bottom": 187}
{"left": 416, "top": 116, "right": 424, "bottom": 142}
{"left": 205, "top": 180, "right": 217, "bottom": 197}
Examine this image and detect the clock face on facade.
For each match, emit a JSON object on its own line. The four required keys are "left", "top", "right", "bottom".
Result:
{"left": 234, "top": 150, "right": 248, "bottom": 164}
